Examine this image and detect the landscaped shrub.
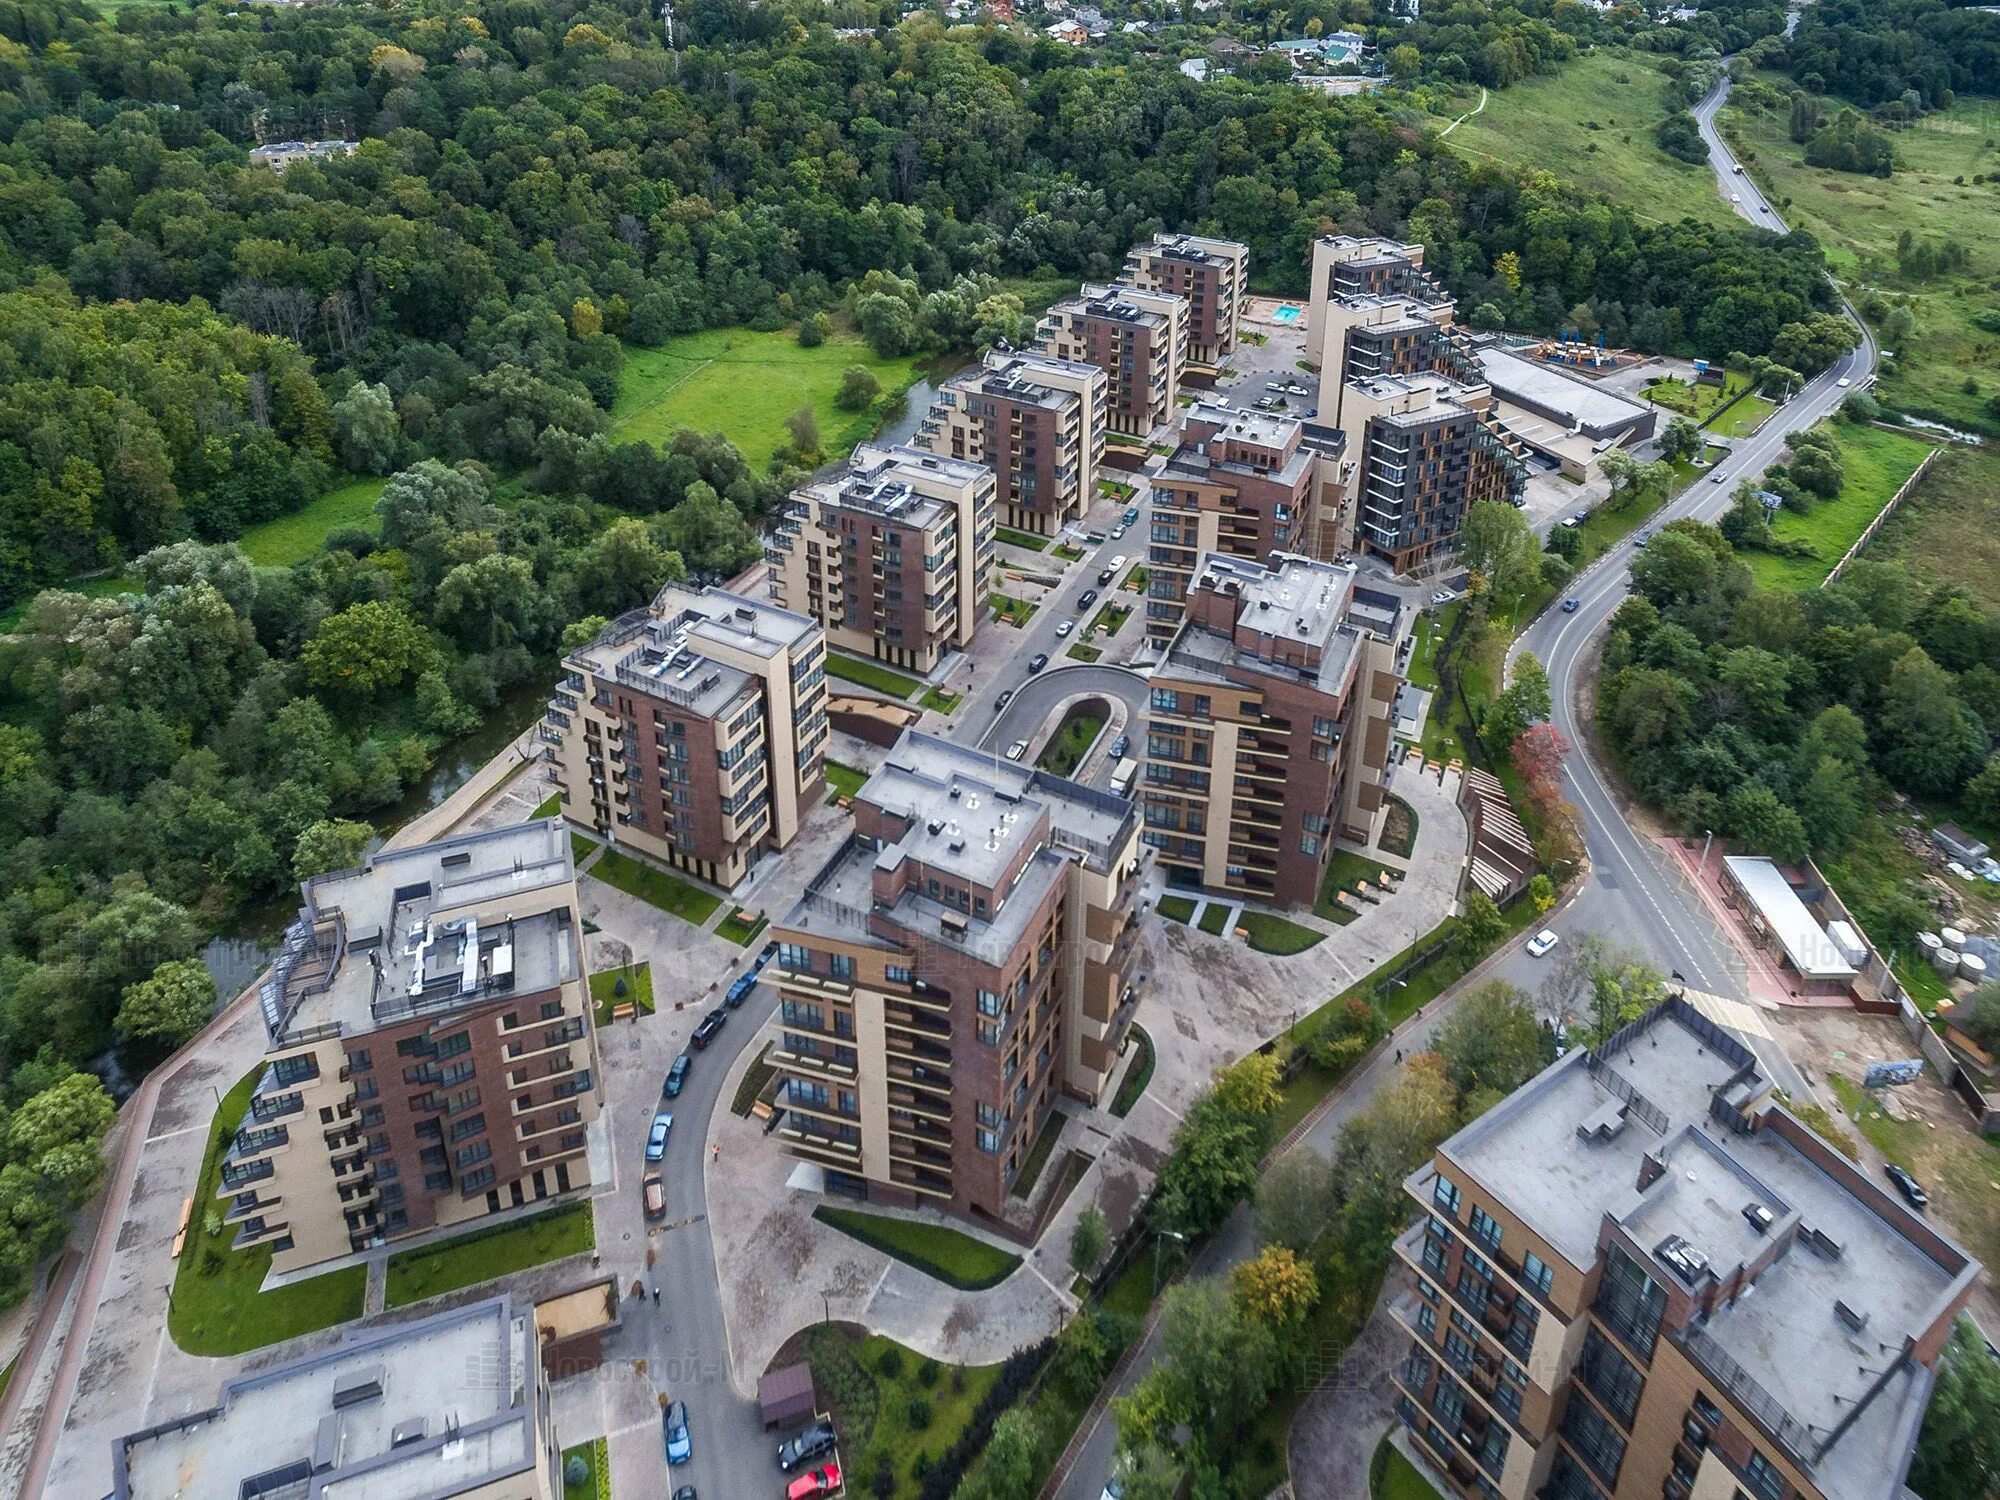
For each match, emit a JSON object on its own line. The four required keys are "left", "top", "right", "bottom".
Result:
{"left": 915, "top": 1337, "right": 1056, "bottom": 1500}
{"left": 565, "top": 1454, "right": 589, "bottom": 1487}
{"left": 875, "top": 1344, "right": 905, "bottom": 1379}
{"left": 918, "top": 1357, "right": 940, "bottom": 1387}
{"left": 907, "top": 1395, "right": 933, "bottom": 1430}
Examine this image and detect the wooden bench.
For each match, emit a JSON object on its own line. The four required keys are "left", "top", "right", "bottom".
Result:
{"left": 170, "top": 1196, "right": 193, "bottom": 1259}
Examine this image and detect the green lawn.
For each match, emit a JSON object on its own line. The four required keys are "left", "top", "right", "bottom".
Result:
{"left": 589, "top": 961, "right": 655, "bottom": 1022}
{"left": 1431, "top": 51, "right": 1737, "bottom": 227}
{"left": 1863, "top": 445, "right": 2000, "bottom": 611}
{"left": 610, "top": 328, "right": 923, "bottom": 469}
{"left": 562, "top": 1437, "right": 611, "bottom": 1500}
{"left": 731, "top": 1041, "right": 777, "bottom": 1117}
{"left": 1373, "top": 1434, "right": 1444, "bottom": 1500}
{"left": 238, "top": 476, "right": 386, "bottom": 566}
{"left": 995, "top": 526, "right": 1050, "bottom": 552}
{"left": 920, "top": 686, "right": 961, "bottom": 715}
{"left": 384, "top": 1203, "right": 595, "bottom": 1308}
{"left": 1316, "top": 850, "right": 1400, "bottom": 922}
{"left": 1065, "top": 642, "right": 1104, "bottom": 662}
{"left": 1036, "top": 710, "right": 1105, "bottom": 778}
{"left": 1830, "top": 1075, "right": 2000, "bottom": 1272}
{"left": 1157, "top": 894, "right": 1197, "bottom": 924}
{"left": 1197, "top": 901, "right": 1232, "bottom": 936}
{"left": 169, "top": 1066, "right": 367, "bottom": 1355}
{"left": 716, "top": 910, "right": 768, "bottom": 947}
{"left": 989, "top": 591, "right": 1037, "bottom": 626}
{"left": 1085, "top": 600, "right": 1132, "bottom": 639}
{"left": 824, "top": 759, "right": 868, "bottom": 801}
{"left": 570, "top": 831, "right": 599, "bottom": 866}
{"left": 813, "top": 1206, "right": 1021, "bottom": 1290}
{"left": 1051, "top": 543, "right": 1085, "bottom": 563}
{"left": 1644, "top": 371, "right": 1750, "bottom": 422}
{"left": 588, "top": 848, "right": 722, "bottom": 925}
{"left": 1007, "top": 1114, "right": 1065, "bottom": 1200}
{"left": 1238, "top": 910, "right": 1325, "bottom": 955}
{"left": 802, "top": 1326, "right": 1003, "bottom": 1500}
{"left": 532, "top": 792, "right": 562, "bottom": 819}
{"left": 1723, "top": 81, "right": 2000, "bottom": 436}
{"left": 1742, "top": 421, "right": 1936, "bottom": 592}
{"left": 826, "top": 652, "right": 922, "bottom": 701}
{"left": 1708, "top": 392, "right": 1779, "bottom": 439}
{"left": 1109, "top": 1026, "right": 1156, "bottom": 1118}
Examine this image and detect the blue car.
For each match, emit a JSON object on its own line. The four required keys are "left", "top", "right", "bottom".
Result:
{"left": 725, "top": 971, "right": 757, "bottom": 1008}
{"left": 663, "top": 1399, "right": 692, "bottom": 1464}
{"left": 646, "top": 1111, "right": 673, "bottom": 1162}
{"left": 666, "top": 1053, "right": 690, "bottom": 1098}
{"left": 1562, "top": 597, "right": 1581, "bottom": 613}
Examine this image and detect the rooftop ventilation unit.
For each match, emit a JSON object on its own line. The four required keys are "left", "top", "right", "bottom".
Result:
{"left": 1655, "top": 1234, "right": 1711, "bottom": 1287}
{"left": 1742, "top": 1202, "right": 1775, "bottom": 1235}
{"left": 332, "top": 1367, "right": 385, "bottom": 1408}
{"left": 1834, "top": 1300, "right": 1870, "bottom": 1334}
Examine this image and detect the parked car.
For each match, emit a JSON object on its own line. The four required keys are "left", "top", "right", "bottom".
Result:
{"left": 725, "top": 971, "right": 757, "bottom": 1008}
{"left": 662, "top": 1399, "right": 692, "bottom": 1464}
{"left": 1078, "top": 589, "right": 1098, "bottom": 610}
{"left": 1430, "top": 590, "right": 1455, "bottom": 605}
{"left": 1560, "top": 515, "right": 1582, "bottom": 529}
{"left": 1108, "top": 555, "right": 1127, "bottom": 571}
{"left": 1255, "top": 396, "right": 1277, "bottom": 411}
{"left": 666, "top": 1052, "right": 690, "bottom": 1097}
{"left": 995, "top": 688, "right": 1014, "bottom": 711}
{"left": 787, "top": 1463, "right": 843, "bottom": 1500}
{"left": 1109, "top": 734, "right": 1130, "bottom": 760}
{"left": 644, "top": 1171, "right": 666, "bottom": 1219}
{"left": 756, "top": 941, "right": 779, "bottom": 970}
{"left": 777, "top": 1420, "right": 838, "bottom": 1472}
{"left": 1122, "top": 506, "right": 1139, "bottom": 526}
{"left": 1097, "top": 565, "right": 1118, "bottom": 585}
{"left": 690, "top": 1008, "right": 726, "bottom": 1050}
{"left": 1101, "top": 1479, "right": 1126, "bottom": 1500}
{"left": 1885, "top": 1163, "right": 1929, "bottom": 1210}
{"left": 646, "top": 1111, "right": 673, "bottom": 1161}
{"left": 1055, "top": 621, "right": 1074, "bottom": 638}
{"left": 1110, "top": 524, "right": 1126, "bottom": 539}
{"left": 674, "top": 1489, "right": 697, "bottom": 1500}
{"left": 1526, "top": 929, "right": 1560, "bottom": 959}
{"left": 1028, "top": 653, "right": 1049, "bottom": 673}
{"left": 1265, "top": 380, "right": 1286, "bottom": 392}
{"left": 1562, "top": 598, "right": 1581, "bottom": 614}
{"left": 1006, "top": 740, "right": 1029, "bottom": 761}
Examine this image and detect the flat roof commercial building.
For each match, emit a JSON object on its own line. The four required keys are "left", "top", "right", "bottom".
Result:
{"left": 1390, "top": 996, "right": 1979, "bottom": 1500}
{"left": 766, "top": 442, "right": 995, "bottom": 675}
{"left": 547, "top": 583, "right": 829, "bottom": 891}
{"left": 1143, "top": 551, "right": 1402, "bottom": 906}
{"left": 233, "top": 822, "right": 602, "bottom": 1275}
{"left": 112, "top": 1295, "right": 560, "bottom": 1500}
{"left": 1141, "top": 403, "right": 1349, "bottom": 645}
{"left": 1035, "top": 282, "right": 1189, "bottom": 437}
{"left": 915, "top": 350, "right": 1107, "bottom": 537}
{"left": 1721, "top": 856, "right": 1861, "bottom": 994}
{"left": 766, "top": 731, "right": 1143, "bottom": 1222}
{"left": 1122, "top": 233, "right": 1250, "bottom": 365}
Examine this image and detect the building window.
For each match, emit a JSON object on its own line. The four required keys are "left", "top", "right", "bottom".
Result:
{"left": 977, "top": 1128, "right": 1002, "bottom": 1154}
{"left": 978, "top": 989, "right": 1003, "bottom": 1017}
{"left": 1577, "top": 1328, "right": 1645, "bottom": 1429}
{"left": 886, "top": 964, "right": 913, "bottom": 984}
{"left": 1469, "top": 1206, "right": 1502, "bottom": 1251}
{"left": 778, "top": 943, "right": 811, "bottom": 971}
{"left": 1592, "top": 1245, "right": 1667, "bottom": 1362}
{"left": 1433, "top": 1173, "right": 1460, "bottom": 1216}
{"left": 1744, "top": 1453, "right": 1784, "bottom": 1500}
{"left": 829, "top": 954, "right": 855, "bottom": 981}
{"left": 1417, "top": 1303, "right": 1437, "bottom": 1337}
{"left": 271, "top": 1053, "right": 319, "bottom": 1086}
{"left": 1562, "top": 1391, "right": 1628, "bottom": 1487}
{"left": 1300, "top": 833, "right": 1321, "bottom": 856}
{"left": 1522, "top": 1250, "right": 1554, "bottom": 1296}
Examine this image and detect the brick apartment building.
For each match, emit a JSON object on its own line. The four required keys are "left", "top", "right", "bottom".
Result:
{"left": 915, "top": 350, "right": 1107, "bottom": 537}
{"left": 225, "top": 821, "right": 603, "bottom": 1276}
{"left": 1035, "top": 282, "right": 1189, "bottom": 437}
{"left": 113, "top": 1295, "right": 562, "bottom": 1500}
{"left": 1141, "top": 402, "right": 1350, "bottom": 646}
{"left": 547, "top": 583, "right": 829, "bottom": 891}
{"left": 1122, "top": 232, "right": 1250, "bottom": 365}
{"left": 1390, "top": 996, "right": 1980, "bottom": 1500}
{"left": 765, "top": 442, "right": 996, "bottom": 673}
{"left": 1142, "top": 552, "right": 1402, "bottom": 907}
{"left": 765, "top": 731, "right": 1144, "bottom": 1222}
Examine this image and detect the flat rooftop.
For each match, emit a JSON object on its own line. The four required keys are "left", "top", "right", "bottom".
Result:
{"left": 268, "top": 821, "right": 578, "bottom": 1042}
{"left": 1474, "top": 345, "right": 1652, "bottom": 434}
{"left": 114, "top": 1296, "right": 537, "bottom": 1500}
{"left": 1135, "top": 232, "right": 1246, "bottom": 264}
{"left": 1183, "top": 401, "right": 1302, "bottom": 450}
{"left": 1725, "top": 855, "right": 1858, "bottom": 980}
{"left": 799, "top": 443, "right": 984, "bottom": 531}
{"left": 1436, "top": 998, "right": 1974, "bottom": 1500}
{"left": 1164, "top": 551, "right": 1383, "bottom": 695}
{"left": 1056, "top": 282, "right": 1181, "bottom": 328}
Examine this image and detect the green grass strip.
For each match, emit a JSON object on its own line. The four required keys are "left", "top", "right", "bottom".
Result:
{"left": 813, "top": 1206, "right": 1021, "bottom": 1290}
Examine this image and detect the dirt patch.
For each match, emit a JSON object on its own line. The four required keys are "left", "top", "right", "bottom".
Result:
{"left": 941, "top": 1299, "right": 980, "bottom": 1347}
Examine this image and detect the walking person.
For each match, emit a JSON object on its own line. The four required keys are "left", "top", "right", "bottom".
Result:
{"left": 652, "top": 1286, "right": 660, "bottom": 1306}
{"left": 710, "top": 1143, "right": 719, "bottom": 1163}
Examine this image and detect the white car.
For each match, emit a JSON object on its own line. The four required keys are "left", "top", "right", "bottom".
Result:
{"left": 1005, "top": 740, "right": 1028, "bottom": 761}
{"left": 1527, "top": 929, "right": 1560, "bottom": 958}
{"left": 1108, "top": 555, "right": 1127, "bottom": 571}
{"left": 1837, "top": 377, "right": 1851, "bottom": 388}
{"left": 1056, "top": 620, "right": 1074, "bottom": 637}
{"left": 1431, "top": 589, "right": 1455, "bottom": 605}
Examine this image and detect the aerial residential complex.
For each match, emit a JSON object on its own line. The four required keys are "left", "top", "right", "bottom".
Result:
{"left": 1142, "top": 551, "right": 1402, "bottom": 907}
{"left": 1390, "top": 996, "right": 1979, "bottom": 1500}
{"left": 1122, "top": 232, "right": 1250, "bottom": 365}
{"left": 112, "top": 1295, "right": 561, "bottom": 1500}
{"left": 765, "top": 731, "right": 1144, "bottom": 1222}
{"left": 1035, "top": 281, "right": 1189, "bottom": 436}
{"left": 229, "top": 821, "right": 602, "bottom": 1276}
{"left": 765, "top": 442, "right": 996, "bottom": 674}
{"left": 547, "top": 583, "right": 829, "bottom": 890}
{"left": 1141, "top": 402, "right": 1350, "bottom": 644}
{"left": 916, "top": 349, "right": 1108, "bottom": 537}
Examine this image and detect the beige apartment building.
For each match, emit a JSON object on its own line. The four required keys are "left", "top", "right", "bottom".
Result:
{"left": 113, "top": 1295, "right": 562, "bottom": 1500}
{"left": 1035, "top": 282, "right": 1189, "bottom": 436}
{"left": 765, "top": 442, "right": 995, "bottom": 674}
{"left": 547, "top": 583, "right": 829, "bottom": 891}
{"left": 227, "top": 821, "right": 602, "bottom": 1276}
{"left": 1122, "top": 233, "right": 1250, "bottom": 365}
{"left": 916, "top": 350, "right": 1107, "bottom": 537}
{"left": 1142, "top": 552, "right": 1401, "bottom": 908}
{"left": 1141, "top": 403, "right": 1351, "bottom": 645}
{"left": 1390, "top": 996, "right": 1980, "bottom": 1500}
{"left": 765, "top": 731, "right": 1144, "bottom": 1223}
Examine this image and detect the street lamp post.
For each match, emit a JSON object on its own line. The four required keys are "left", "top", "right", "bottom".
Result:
{"left": 1152, "top": 1228, "right": 1186, "bottom": 1297}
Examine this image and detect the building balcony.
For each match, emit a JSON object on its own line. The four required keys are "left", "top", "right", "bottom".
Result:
{"left": 885, "top": 1087, "right": 952, "bottom": 1123}
{"left": 771, "top": 1047, "right": 859, "bottom": 1082}
{"left": 888, "top": 1162, "right": 954, "bottom": 1200}
{"left": 887, "top": 1113, "right": 952, "bottom": 1147}
{"left": 886, "top": 1060, "right": 953, "bottom": 1095}
{"left": 884, "top": 1034, "right": 953, "bottom": 1070}
{"left": 884, "top": 1007, "right": 951, "bottom": 1043}
{"left": 779, "top": 1125, "right": 862, "bottom": 1165}
{"left": 888, "top": 1136, "right": 953, "bottom": 1172}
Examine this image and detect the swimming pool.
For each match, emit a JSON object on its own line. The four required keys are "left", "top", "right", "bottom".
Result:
{"left": 1270, "top": 304, "right": 1304, "bottom": 324}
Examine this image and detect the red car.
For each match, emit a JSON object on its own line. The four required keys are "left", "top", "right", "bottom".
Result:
{"left": 787, "top": 1462, "right": 842, "bottom": 1500}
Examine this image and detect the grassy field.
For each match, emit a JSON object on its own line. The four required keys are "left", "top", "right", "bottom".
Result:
{"left": 1724, "top": 83, "right": 2000, "bottom": 435}
{"left": 1830, "top": 1075, "right": 2000, "bottom": 1273}
{"left": 1157, "top": 894, "right": 1197, "bottom": 924}
{"left": 826, "top": 652, "right": 922, "bottom": 700}
{"left": 239, "top": 476, "right": 386, "bottom": 566}
{"left": 1198, "top": 901, "right": 1232, "bottom": 936}
{"left": 1644, "top": 370, "right": 1749, "bottom": 421}
{"left": 824, "top": 759, "right": 868, "bottom": 801}
{"left": 588, "top": 847, "right": 723, "bottom": 925}
{"left": 1373, "top": 1435, "right": 1444, "bottom": 1500}
{"left": 610, "top": 328, "right": 924, "bottom": 469}
{"left": 169, "top": 1066, "right": 367, "bottom": 1355}
{"left": 1431, "top": 52, "right": 1737, "bottom": 227}
{"left": 1742, "top": 421, "right": 1935, "bottom": 592}
{"left": 1237, "top": 910, "right": 1324, "bottom": 954}
{"left": 1863, "top": 444, "right": 2000, "bottom": 609}
{"left": 1109, "top": 1025, "right": 1155, "bottom": 1117}
{"left": 801, "top": 1326, "right": 1003, "bottom": 1500}
{"left": 1037, "top": 708, "right": 1104, "bottom": 777}
{"left": 588, "top": 960, "right": 655, "bottom": 1022}
{"left": 384, "top": 1203, "right": 595, "bottom": 1308}
{"left": 716, "top": 909, "right": 767, "bottom": 946}
{"left": 813, "top": 1206, "right": 1021, "bottom": 1290}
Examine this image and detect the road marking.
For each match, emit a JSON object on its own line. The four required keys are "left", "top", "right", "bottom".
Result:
{"left": 1140, "top": 1093, "right": 1183, "bottom": 1123}
{"left": 143, "top": 1123, "right": 207, "bottom": 1144}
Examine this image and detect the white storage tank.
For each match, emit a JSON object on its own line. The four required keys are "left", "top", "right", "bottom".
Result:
{"left": 1942, "top": 925, "right": 1969, "bottom": 951}
{"left": 1918, "top": 931, "right": 1944, "bottom": 956}
{"left": 1936, "top": 947, "right": 1962, "bottom": 975}
{"left": 1962, "top": 953, "right": 1989, "bottom": 984}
